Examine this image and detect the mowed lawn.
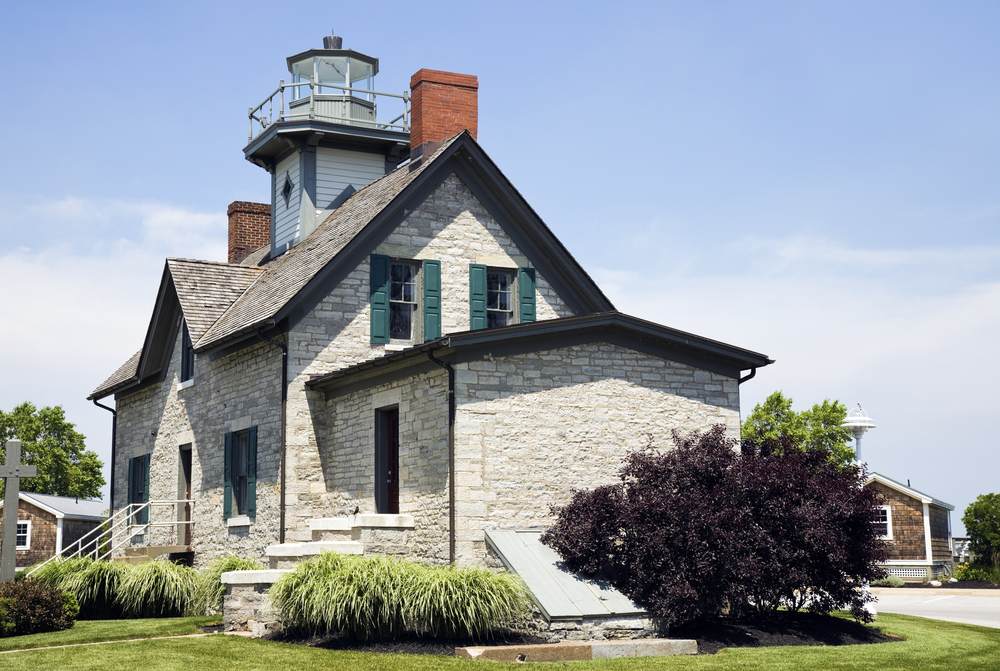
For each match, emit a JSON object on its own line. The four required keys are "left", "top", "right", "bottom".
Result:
{"left": 0, "top": 613, "right": 998, "bottom": 670}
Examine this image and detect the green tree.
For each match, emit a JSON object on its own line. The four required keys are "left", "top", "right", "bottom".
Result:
{"left": 741, "top": 391, "right": 856, "bottom": 466}
{"left": 962, "top": 493, "right": 1000, "bottom": 565}
{"left": 0, "top": 402, "right": 104, "bottom": 499}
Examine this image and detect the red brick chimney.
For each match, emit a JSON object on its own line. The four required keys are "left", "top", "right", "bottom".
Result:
{"left": 227, "top": 201, "right": 271, "bottom": 264}
{"left": 409, "top": 69, "right": 478, "bottom": 169}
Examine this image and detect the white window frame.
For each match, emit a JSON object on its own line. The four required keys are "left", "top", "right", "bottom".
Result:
{"left": 15, "top": 519, "right": 31, "bottom": 550}
{"left": 485, "top": 268, "right": 517, "bottom": 328}
{"left": 388, "top": 260, "right": 422, "bottom": 345}
{"left": 876, "top": 505, "right": 893, "bottom": 540}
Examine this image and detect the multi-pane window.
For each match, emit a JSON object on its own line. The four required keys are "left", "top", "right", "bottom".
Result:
{"left": 389, "top": 263, "right": 418, "bottom": 340}
{"left": 15, "top": 522, "right": 29, "bottom": 549}
{"left": 875, "top": 506, "right": 892, "bottom": 539}
{"left": 232, "top": 430, "right": 249, "bottom": 516}
{"left": 486, "top": 270, "right": 514, "bottom": 328}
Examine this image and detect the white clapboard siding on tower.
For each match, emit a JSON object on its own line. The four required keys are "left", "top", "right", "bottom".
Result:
{"left": 274, "top": 153, "right": 301, "bottom": 252}
{"left": 315, "top": 147, "right": 386, "bottom": 211}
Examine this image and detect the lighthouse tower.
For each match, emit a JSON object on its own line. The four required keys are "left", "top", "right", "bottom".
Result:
{"left": 244, "top": 32, "right": 411, "bottom": 258}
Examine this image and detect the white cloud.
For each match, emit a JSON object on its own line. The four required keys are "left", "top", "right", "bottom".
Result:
{"left": 595, "top": 235, "right": 1000, "bottom": 534}
{"left": 0, "top": 198, "right": 227, "bottom": 502}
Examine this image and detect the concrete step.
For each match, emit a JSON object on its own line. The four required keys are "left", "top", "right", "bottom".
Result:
{"left": 308, "top": 514, "right": 416, "bottom": 542}
{"left": 123, "top": 545, "right": 188, "bottom": 561}
{"left": 265, "top": 541, "right": 363, "bottom": 569}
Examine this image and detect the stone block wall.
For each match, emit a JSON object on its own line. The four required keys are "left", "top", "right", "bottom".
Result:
{"left": 452, "top": 343, "right": 741, "bottom": 564}
{"left": 314, "top": 371, "right": 451, "bottom": 562}
{"left": 283, "top": 173, "right": 573, "bottom": 543}
{"left": 114, "top": 322, "right": 282, "bottom": 566}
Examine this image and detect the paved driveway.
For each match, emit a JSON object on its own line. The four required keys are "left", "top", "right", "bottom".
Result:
{"left": 874, "top": 591, "right": 1000, "bottom": 629}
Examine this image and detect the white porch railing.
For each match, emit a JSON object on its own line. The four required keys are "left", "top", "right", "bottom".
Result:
{"left": 249, "top": 80, "right": 410, "bottom": 142}
{"left": 25, "top": 499, "right": 194, "bottom": 576}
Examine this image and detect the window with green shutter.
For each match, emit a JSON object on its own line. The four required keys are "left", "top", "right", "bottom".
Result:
{"left": 372, "top": 254, "right": 440, "bottom": 343}
{"left": 469, "top": 265, "right": 535, "bottom": 329}
{"left": 224, "top": 427, "right": 257, "bottom": 520}
{"left": 127, "top": 454, "right": 150, "bottom": 525}
{"left": 423, "top": 259, "right": 441, "bottom": 340}
{"left": 370, "top": 254, "right": 390, "bottom": 344}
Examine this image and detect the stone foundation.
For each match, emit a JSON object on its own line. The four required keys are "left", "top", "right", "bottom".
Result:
{"left": 221, "top": 570, "right": 287, "bottom": 637}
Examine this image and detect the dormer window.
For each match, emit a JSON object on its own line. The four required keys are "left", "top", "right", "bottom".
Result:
{"left": 180, "top": 322, "right": 195, "bottom": 383}
{"left": 281, "top": 174, "right": 293, "bottom": 208}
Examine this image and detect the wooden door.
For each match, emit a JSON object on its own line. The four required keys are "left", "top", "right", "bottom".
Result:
{"left": 386, "top": 408, "right": 399, "bottom": 515}
{"left": 375, "top": 408, "right": 400, "bottom": 515}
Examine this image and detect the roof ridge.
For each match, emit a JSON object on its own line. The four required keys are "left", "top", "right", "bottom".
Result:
{"left": 167, "top": 257, "right": 254, "bottom": 268}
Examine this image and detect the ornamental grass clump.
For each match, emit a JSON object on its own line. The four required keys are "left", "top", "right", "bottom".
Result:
{"left": 116, "top": 560, "right": 198, "bottom": 618}
{"left": 271, "top": 553, "right": 413, "bottom": 639}
{"left": 61, "top": 559, "right": 128, "bottom": 619}
{"left": 193, "top": 554, "right": 266, "bottom": 615}
{"left": 409, "top": 564, "right": 529, "bottom": 639}
{"left": 25, "top": 557, "right": 93, "bottom": 591}
{"left": 270, "top": 553, "right": 529, "bottom": 640}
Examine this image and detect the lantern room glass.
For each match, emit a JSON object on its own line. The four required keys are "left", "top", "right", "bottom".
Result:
{"left": 289, "top": 55, "right": 375, "bottom": 101}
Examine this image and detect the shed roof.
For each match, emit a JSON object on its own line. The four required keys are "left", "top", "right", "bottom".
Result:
{"left": 485, "top": 529, "right": 645, "bottom": 621}
{"left": 866, "top": 473, "right": 954, "bottom": 510}
{"left": 0, "top": 492, "right": 106, "bottom": 521}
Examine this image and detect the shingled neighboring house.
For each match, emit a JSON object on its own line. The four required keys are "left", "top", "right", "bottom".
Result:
{"left": 0, "top": 493, "right": 105, "bottom": 569}
{"left": 865, "top": 473, "right": 955, "bottom": 580}
{"left": 88, "top": 37, "right": 772, "bottom": 570}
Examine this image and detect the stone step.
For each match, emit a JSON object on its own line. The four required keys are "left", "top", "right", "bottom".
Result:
{"left": 265, "top": 541, "right": 363, "bottom": 569}
{"left": 123, "top": 544, "right": 188, "bottom": 560}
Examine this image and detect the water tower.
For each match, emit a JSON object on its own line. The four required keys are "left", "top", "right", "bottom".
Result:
{"left": 842, "top": 404, "right": 876, "bottom": 462}
{"left": 244, "top": 32, "right": 411, "bottom": 257}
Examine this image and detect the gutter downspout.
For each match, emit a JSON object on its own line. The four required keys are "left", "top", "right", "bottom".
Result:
{"left": 256, "top": 326, "right": 288, "bottom": 544}
{"left": 738, "top": 367, "right": 757, "bottom": 385}
{"left": 426, "top": 343, "right": 455, "bottom": 564}
{"left": 93, "top": 400, "right": 117, "bottom": 514}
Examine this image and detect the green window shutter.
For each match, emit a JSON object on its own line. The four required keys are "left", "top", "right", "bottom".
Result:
{"left": 370, "top": 254, "right": 390, "bottom": 344}
{"left": 518, "top": 267, "right": 536, "bottom": 323}
{"left": 423, "top": 259, "right": 442, "bottom": 340}
{"left": 223, "top": 432, "right": 233, "bottom": 520}
{"left": 469, "top": 263, "right": 487, "bottom": 330}
{"left": 127, "top": 457, "right": 135, "bottom": 506}
{"left": 141, "top": 454, "right": 151, "bottom": 524}
{"left": 246, "top": 426, "right": 258, "bottom": 518}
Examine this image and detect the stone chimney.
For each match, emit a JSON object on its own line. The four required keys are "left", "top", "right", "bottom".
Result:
{"left": 227, "top": 201, "right": 271, "bottom": 264}
{"left": 409, "top": 69, "right": 478, "bottom": 169}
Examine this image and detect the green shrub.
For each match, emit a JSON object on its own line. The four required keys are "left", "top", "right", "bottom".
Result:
{"left": 870, "top": 575, "right": 905, "bottom": 588}
{"left": 62, "top": 559, "right": 128, "bottom": 619}
{"left": 954, "top": 562, "right": 1000, "bottom": 583}
{"left": 193, "top": 555, "right": 265, "bottom": 615}
{"left": 0, "top": 598, "right": 15, "bottom": 636}
{"left": 116, "top": 560, "right": 198, "bottom": 618}
{"left": 0, "top": 579, "right": 77, "bottom": 636}
{"left": 409, "top": 564, "right": 529, "bottom": 639}
{"left": 270, "top": 553, "right": 530, "bottom": 641}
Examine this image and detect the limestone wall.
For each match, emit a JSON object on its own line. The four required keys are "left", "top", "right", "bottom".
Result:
{"left": 451, "top": 343, "right": 741, "bottom": 564}
{"left": 113, "top": 323, "right": 282, "bottom": 566}
{"left": 315, "top": 370, "right": 451, "bottom": 562}
{"left": 284, "top": 172, "right": 573, "bottom": 541}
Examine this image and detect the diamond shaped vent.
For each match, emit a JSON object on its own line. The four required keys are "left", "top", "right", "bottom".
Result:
{"left": 281, "top": 174, "right": 293, "bottom": 207}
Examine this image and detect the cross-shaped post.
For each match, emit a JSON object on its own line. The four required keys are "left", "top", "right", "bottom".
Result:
{"left": 2, "top": 440, "right": 38, "bottom": 582}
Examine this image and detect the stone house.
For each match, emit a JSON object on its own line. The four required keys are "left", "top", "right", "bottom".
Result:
{"left": 0, "top": 493, "right": 105, "bottom": 569}
{"left": 865, "top": 473, "right": 954, "bottom": 580}
{"left": 88, "top": 38, "right": 772, "bottom": 571}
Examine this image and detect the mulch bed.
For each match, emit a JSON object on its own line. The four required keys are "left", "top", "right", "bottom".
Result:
{"left": 900, "top": 581, "right": 1000, "bottom": 590}
{"left": 275, "top": 612, "right": 900, "bottom": 656}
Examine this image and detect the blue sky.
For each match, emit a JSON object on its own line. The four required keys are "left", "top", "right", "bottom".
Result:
{"left": 1, "top": 1, "right": 997, "bottom": 535}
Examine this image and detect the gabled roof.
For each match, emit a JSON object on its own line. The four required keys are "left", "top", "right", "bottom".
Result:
{"left": 866, "top": 473, "right": 954, "bottom": 510}
{"left": 92, "top": 131, "right": 618, "bottom": 400}
{"left": 89, "top": 260, "right": 262, "bottom": 400}
{"left": 196, "top": 131, "right": 614, "bottom": 352}
{"left": 0, "top": 492, "right": 106, "bottom": 521}
{"left": 308, "top": 311, "right": 773, "bottom": 396}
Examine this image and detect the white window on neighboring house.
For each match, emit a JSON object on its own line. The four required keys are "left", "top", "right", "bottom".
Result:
{"left": 15, "top": 520, "right": 30, "bottom": 550}
{"left": 875, "top": 505, "right": 892, "bottom": 540}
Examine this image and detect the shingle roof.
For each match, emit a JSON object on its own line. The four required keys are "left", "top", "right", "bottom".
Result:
{"left": 167, "top": 259, "right": 263, "bottom": 342}
{"left": 89, "top": 349, "right": 141, "bottom": 399}
{"left": 196, "top": 136, "right": 459, "bottom": 350}
{"left": 1, "top": 492, "right": 107, "bottom": 520}
{"left": 240, "top": 244, "right": 271, "bottom": 267}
